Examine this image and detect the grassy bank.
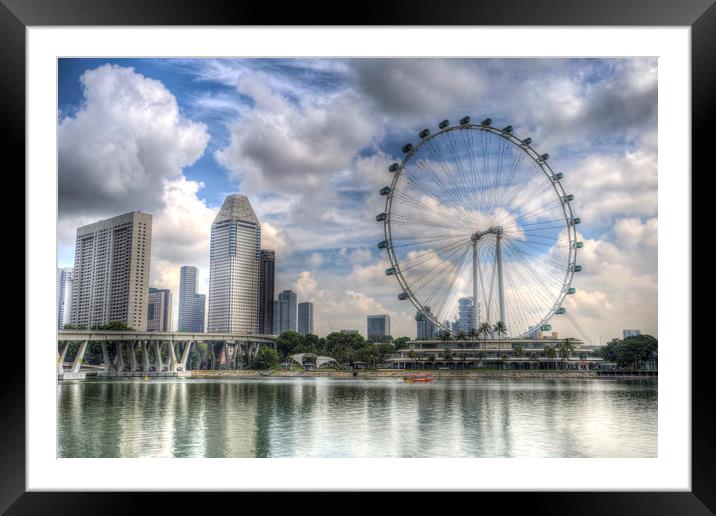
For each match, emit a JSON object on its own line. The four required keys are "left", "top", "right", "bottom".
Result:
{"left": 190, "top": 369, "right": 604, "bottom": 379}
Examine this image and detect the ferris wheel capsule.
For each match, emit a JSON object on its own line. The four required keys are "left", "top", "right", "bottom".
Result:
{"left": 480, "top": 117, "right": 492, "bottom": 126}
{"left": 438, "top": 119, "right": 450, "bottom": 129}
{"left": 398, "top": 293, "right": 408, "bottom": 301}
{"left": 401, "top": 143, "right": 413, "bottom": 153}
{"left": 377, "top": 240, "right": 389, "bottom": 249}
{"left": 502, "top": 125, "right": 513, "bottom": 133}
{"left": 379, "top": 186, "right": 391, "bottom": 196}
{"left": 419, "top": 128, "right": 430, "bottom": 139}
{"left": 388, "top": 163, "right": 400, "bottom": 173}
{"left": 574, "top": 241, "right": 584, "bottom": 249}
{"left": 556, "top": 308, "right": 567, "bottom": 315}
{"left": 521, "top": 137, "right": 532, "bottom": 145}
{"left": 376, "top": 213, "right": 387, "bottom": 222}
{"left": 460, "top": 116, "right": 471, "bottom": 125}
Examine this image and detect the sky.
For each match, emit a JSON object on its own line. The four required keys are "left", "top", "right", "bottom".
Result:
{"left": 57, "top": 58, "right": 658, "bottom": 342}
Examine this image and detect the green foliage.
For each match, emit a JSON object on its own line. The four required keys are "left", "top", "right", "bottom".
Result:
{"left": 596, "top": 335, "right": 657, "bottom": 369}
{"left": 393, "top": 336, "right": 411, "bottom": 348}
{"left": 276, "top": 331, "right": 303, "bottom": 357}
{"left": 251, "top": 347, "right": 280, "bottom": 370}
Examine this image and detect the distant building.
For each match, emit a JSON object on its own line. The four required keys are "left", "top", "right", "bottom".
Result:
{"left": 70, "top": 211, "right": 152, "bottom": 331}
{"left": 527, "top": 326, "right": 540, "bottom": 339}
{"left": 623, "top": 329, "right": 641, "bottom": 339}
{"left": 258, "top": 250, "right": 275, "bottom": 335}
{"left": 147, "top": 288, "right": 172, "bottom": 332}
{"left": 274, "top": 290, "right": 297, "bottom": 334}
{"left": 452, "top": 297, "right": 477, "bottom": 333}
{"left": 57, "top": 267, "right": 74, "bottom": 330}
{"left": 178, "top": 266, "right": 205, "bottom": 333}
{"left": 367, "top": 314, "right": 390, "bottom": 342}
{"left": 298, "top": 302, "right": 314, "bottom": 336}
{"left": 340, "top": 329, "right": 360, "bottom": 335}
{"left": 416, "top": 306, "right": 436, "bottom": 340}
{"left": 208, "top": 194, "right": 261, "bottom": 333}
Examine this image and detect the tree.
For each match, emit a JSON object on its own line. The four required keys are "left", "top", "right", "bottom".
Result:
{"left": 595, "top": 335, "right": 657, "bottom": 369}
{"left": 251, "top": 347, "right": 280, "bottom": 370}
{"left": 467, "top": 328, "right": 478, "bottom": 341}
{"left": 493, "top": 321, "right": 507, "bottom": 340}
{"left": 440, "top": 331, "right": 453, "bottom": 343}
{"left": 478, "top": 322, "right": 492, "bottom": 340}
{"left": 529, "top": 351, "right": 539, "bottom": 369}
{"left": 393, "top": 336, "right": 411, "bottom": 349}
{"left": 558, "top": 340, "right": 575, "bottom": 369}
{"left": 442, "top": 347, "right": 452, "bottom": 362}
{"left": 276, "top": 331, "right": 303, "bottom": 358}
{"left": 544, "top": 345, "right": 557, "bottom": 369}
{"left": 514, "top": 344, "right": 524, "bottom": 369}
{"left": 476, "top": 350, "right": 486, "bottom": 368}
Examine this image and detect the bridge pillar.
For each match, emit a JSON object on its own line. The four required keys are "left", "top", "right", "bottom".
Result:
{"left": 71, "top": 340, "right": 88, "bottom": 374}
{"left": 115, "top": 342, "right": 125, "bottom": 372}
{"left": 168, "top": 340, "right": 178, "bottom": 372}
{"left": 142, "top": 341, "right": 150, "bottom": 372}
{"left": 128, "top": 341, "right": 138, "bottom": 371}
{"left": 154, "top": 341, "right": 164, "bottom": 372}
{"left": 179, "top": 341, "right": 193, "bottom": 371}
{"left": 101, "top": 342, "right": 111, "bottom": 371}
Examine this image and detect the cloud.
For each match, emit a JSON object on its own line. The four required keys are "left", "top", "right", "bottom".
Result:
{"left": 59, "top": 64, "right": 209, "bottom": 218}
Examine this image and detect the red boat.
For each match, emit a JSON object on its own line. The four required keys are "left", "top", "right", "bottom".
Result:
{"left": 403, "top": 373, "right": 435, "bottom": 383}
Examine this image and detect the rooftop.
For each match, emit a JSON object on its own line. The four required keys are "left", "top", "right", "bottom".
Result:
{"left": 213, "top": 194, "right": 259, "bottom": 225}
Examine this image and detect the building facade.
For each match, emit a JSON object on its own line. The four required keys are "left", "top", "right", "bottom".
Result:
{"left": 623, "top": 329, "right": 642, "bottom": 338}
{"left": 367, "top": 314, "right": 391, "bottom": 342}
{"left": 416, "top": 306, "right": 436, "bottom": 340}
{"left": 273, "top": 289, "right": 297, "bottom": 334}
{"left": 147, "top": 288, "right": 172, "bottom": 332}
{"left": 452, "top": 297, "right": 477, "bottom": 334}
{"left": 340, "top": 329, "right": 360, "bottom": 335}
{"left": 208, "top": 194, "right": 261, "bottom": 334}
{"left": 258, "top": 249, "right": 275, "bottom": 335}
{"left": 70, "top": 211, "right": 152, "bottom": 331}
{"left": 57, "top": 267, "right": 74, "bottom": 330}
{"left": 178, "top": 265, "right": 206, "bottom": 332}
{"left": 298, "top": 301, "right": 314, "bottom": 336}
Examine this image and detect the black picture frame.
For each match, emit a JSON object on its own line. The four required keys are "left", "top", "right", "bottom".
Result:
{"left": 4, "top": 0, "right": 710, "bottom": 513}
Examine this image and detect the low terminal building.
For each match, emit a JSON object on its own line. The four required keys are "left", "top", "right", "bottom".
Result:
{"left": 388, "top": 337, "right": 603, "bottom": 370}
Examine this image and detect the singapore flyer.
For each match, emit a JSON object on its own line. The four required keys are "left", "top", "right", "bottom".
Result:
{"left": 377, "top": 116, "right": 583, "bottom": 339}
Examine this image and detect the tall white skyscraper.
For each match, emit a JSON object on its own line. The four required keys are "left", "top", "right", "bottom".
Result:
{"left": 57, "top": 267, "right": 74, "bottom": 329}
{"left": 208, "top": 194, "right": 261, "bottom": 334}
{"left": 70, "top": 211, "right": 152, "bottom": 331}
{"left": 298, "top": 301, "right": 314, "bottom": 336}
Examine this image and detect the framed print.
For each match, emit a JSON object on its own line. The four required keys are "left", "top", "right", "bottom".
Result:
{"left": 5, "top": 0, "right": 712, "bottom": 513}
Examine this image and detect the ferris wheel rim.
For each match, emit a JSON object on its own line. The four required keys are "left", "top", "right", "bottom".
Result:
{"left": 381, "top": 120, "right": 579, "bottom": 338}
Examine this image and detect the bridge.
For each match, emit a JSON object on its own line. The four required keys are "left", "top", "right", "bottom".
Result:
{"left": 57, "top": 330, "right": 277, "bottom": 380}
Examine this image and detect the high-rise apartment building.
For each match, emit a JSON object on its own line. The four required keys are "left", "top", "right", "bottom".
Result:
{"left": 147, "top": 288, "right": 172, "bottom": 332}
{"left": 70, "top": 211, "right": 152, "bottom": 331}
{"left": 57, "top": 267, "right": 74, "bottom": 330}
{"left": 258, "top": 250, "right": 275, "bottom": 335}
{"left": 273, "top": 289, "right": 297, "bottom": 334}
{"left": 452, "top": 297, "right": 477, "bottom": 333}
{"left": 178, "top": 265, "right": 206, "bottom": 333}
{"left": 367, "top": 314, "right": 390, "bottom": 342}
{"left": 298, "top": 301, "right": 314, "bottom": 336}
{"left": 623, "top": 329, "right": 641, "bottom": 339}
{"left": 416, "top": 305, "right": 436, "bottom": 340}
{"left": 208, "top": 194, "right": 261, "bottom": 333}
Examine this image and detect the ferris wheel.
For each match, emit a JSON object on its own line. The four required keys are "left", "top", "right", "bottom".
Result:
{"left": 376, "top": 116, "right": 583, "bottom": 338}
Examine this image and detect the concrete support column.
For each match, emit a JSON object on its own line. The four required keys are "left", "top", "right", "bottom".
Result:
{"left": 168, "top": 341, "right": 177, "bottom": 372}
{"left": 71, "top": 340, "right": 88, "bottom": 374}
{"left": 154, "top": 341, "right": 164, "bottom": 372}
{"left": 209, "top": 343, "right": 216, "bottom": 370}
{"left": 179, "top": 341, "right": 193, "bottom": 371}
{"left": 101, "top": 342, "right": 111, "bottom": 371}
{"left": 59, "top": 341, "right": 70, "bottom": 364}
{"left": 116, "top": 342, "right": 125, "bottom": 372}
{"left": 128, "top": 341, "right": 138, "bottom": 371}
{"left": 142, "top": 341, "right": 150, "bottom": 372}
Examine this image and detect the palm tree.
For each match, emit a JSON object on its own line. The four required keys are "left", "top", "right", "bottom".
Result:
{"left": 544, "top": 345, "right": 557, "bottom": 370}
{"left": 477, "top": 350, "right": 486, "bottom": 368}
{"left": 514, "top": 344, "right": 524, "bottom": 369}
{"left": 443, "top": 347, "right": 452, "bottom": 362}
{"left": 559, "top": 339, "right": 575, "bottom": 369}
{"left": 529, "top": 351, "right": 538, "bottom": 370}
{"left": 478, "top": 322, "right": 492, "bottom": 340}
{"left": 499, "top": 352, "right": 508, "bottom": 370}
{"left": 440, "top": 331, "right": 453, "bottom": 344}
{"left": 467, "top": 328, "right": 478, "bottom": 341}
{"left": 493, "top": 321, "right": 507, "bottom": 340}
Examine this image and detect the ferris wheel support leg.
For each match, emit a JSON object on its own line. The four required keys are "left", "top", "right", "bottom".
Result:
{"left": 472, "top": 239, "right": 479, "bottom": 330}
{"left": 496, "top": 231, "right": 506, "bottom": 326}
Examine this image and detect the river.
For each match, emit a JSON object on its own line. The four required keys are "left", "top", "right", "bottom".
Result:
{"left": 57, "top": 376, "right": 657, "bottom": 458}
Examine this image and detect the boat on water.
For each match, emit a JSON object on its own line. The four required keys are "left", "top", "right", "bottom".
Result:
{"left": 403, "top": 373, "right": 435, "bottom": 383}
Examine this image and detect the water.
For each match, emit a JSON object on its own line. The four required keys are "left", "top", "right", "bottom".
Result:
{"left": 57, "top": 377, "right": 657, "bottom": 458}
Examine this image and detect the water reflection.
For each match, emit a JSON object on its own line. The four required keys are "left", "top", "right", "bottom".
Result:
{"left": 58, "top": 377, "right": 657, "bottom": 458}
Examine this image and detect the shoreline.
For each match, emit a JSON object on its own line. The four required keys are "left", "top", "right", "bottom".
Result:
{"left": 189, "top": 369, "right": 656, "bottom": 380}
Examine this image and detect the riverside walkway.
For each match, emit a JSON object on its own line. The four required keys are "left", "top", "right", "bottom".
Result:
{"left": 56, "top": 330, "right": 277, "bottom": 380}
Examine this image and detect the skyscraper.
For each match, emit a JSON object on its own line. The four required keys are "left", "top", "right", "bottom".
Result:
{"left": 273, "top": 289, "right": 297, "bottom": 334}
{"left": 623, "top": 329, "right": 641, "bottom": 338}
{"left": 178, "top": 265, "right": 206, "bottom": 333}
{"left": 416, "top": 306, "right": 436, "bottom": 340}
{"left": 70, "top": 211, "right": 152, "bottom": 331}
{"left": 147, "top": 288, "right": 172, "bottom": 332}
{"left": 453, "top": 297, "right": 477, "bottom": 333}
{"left": 367, "top": 314, "right": 390, "bottom": 342}
{"left": 298, "top": 301, "right": 314, "bottom": 336}
{"left": 258, "top": 250, "right": 275, "bottom": 335}
{"left": 208, "top": 194, "right": 261, "bottom": 334}
{"left": 57, "top": 267, "right": 74, "bottom": 330}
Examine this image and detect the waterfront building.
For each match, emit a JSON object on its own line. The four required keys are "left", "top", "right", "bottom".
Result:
{"left": 147, "top": 288, "right": 172, "bottom": 332}
{"left": 623, "top": 329, "right": 642, "bottom": 338}
{"left": 416, "top": 306, "right": 436, "bottom": 340}
{"left": 274, "top": 289, "right": 297, "bottom": 334}
{"left": 57, "top": 267, "right": 74, "bottom": 330}
{"left": 70, "top": 211, "right": 152, "bottom": 331}
{"left": 298, "top": 301, "right": 314, "bottom": 336}
{"left": 367, "top": 314, "right": 391, "bottom": 342}
{"left": 178, "top": 265, "right": 206, "bottom": 332}
{"left": 208, "top": 194, "right": 261, "bottom": 333}
{"left": 258, "top": 250, "right": 275, "bottom": 335}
